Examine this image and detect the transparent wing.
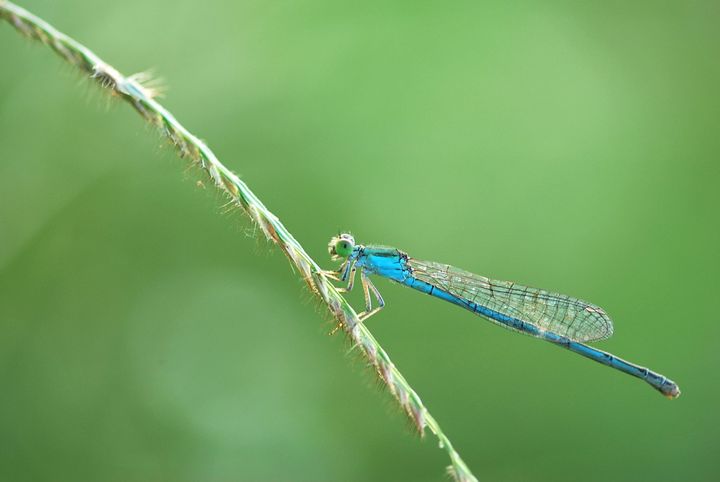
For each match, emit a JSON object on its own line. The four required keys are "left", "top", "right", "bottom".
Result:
{"left": 408, "top": 258, "right": 613, "bottom": 342}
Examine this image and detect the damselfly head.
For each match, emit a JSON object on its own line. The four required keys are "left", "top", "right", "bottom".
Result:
{"left": 328, "top": 233, "right": 355, "bottom": 260}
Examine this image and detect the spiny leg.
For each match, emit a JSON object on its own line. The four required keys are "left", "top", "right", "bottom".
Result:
{"left": 320, "top": 261, "right": 345, "bottom": 281}
{"left": 358, "top": 269, "right": 372, "bottom": 314}
{"left": 321, "top": 259, "right": 355, "bottom": 283}
{"left": 357, "top": 270, "right": 385, "bottom": 322}
{"left": 327, "top": 261, "right": 357, "bottom": 335}
{"left": 329, "top": 269, "right": 384, "bottom": 334}
{"left": 336, "top": 265, "right": 357, "bottom": 293}
{"left": 321, "top": 270, "right": 341, "bottom": 281}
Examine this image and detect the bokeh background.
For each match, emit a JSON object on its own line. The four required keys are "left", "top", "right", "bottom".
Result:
{"left": 1, "top": 1, "right": 718, "bottom": 481}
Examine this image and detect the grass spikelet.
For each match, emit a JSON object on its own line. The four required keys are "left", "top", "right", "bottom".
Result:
{"left": 0, "top": 2, "right": 478, "bottom": 481}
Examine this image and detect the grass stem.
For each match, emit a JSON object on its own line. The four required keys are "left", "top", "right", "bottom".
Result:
{"left": 0, "top": 2, "right": 477, "bottom": 480}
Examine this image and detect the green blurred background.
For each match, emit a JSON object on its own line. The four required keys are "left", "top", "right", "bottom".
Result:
{"left": 1, "top": 1, "right": 718, "bottom": 481}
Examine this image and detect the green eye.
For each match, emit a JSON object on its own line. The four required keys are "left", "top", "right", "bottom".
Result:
{"left": 327, "top": 233, "right": 356, "bottom": 259}
{"left": 335, "top": 240, "right": 354, "bottom": 257}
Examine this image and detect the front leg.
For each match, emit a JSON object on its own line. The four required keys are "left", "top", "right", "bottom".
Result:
{"left": 322, "top": 259, "right": 357, "bottom": 293}
{"left": 326, "top": 261, "right": 358, "bottom": 336}
{"left": 320, "top": 270, "right": 341, "bottom": 281}
{"left": 336, "top": 265, "right": 357, "bottom": 293}
{"left": 329, "top": 269, "right": 384, "bottom": 335}
{"left": 321, "top": 258, "right": 353, "bottom": 281}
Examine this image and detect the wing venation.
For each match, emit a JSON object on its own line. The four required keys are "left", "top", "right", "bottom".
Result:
{"left": 408, "top": 258, "right": 613, "bottom": 342}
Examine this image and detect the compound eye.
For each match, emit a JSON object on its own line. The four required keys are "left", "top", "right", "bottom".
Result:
{"left": 334, "top": 239, "right": 354, "bottom": 257}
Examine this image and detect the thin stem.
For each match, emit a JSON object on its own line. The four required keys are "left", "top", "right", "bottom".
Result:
{"left": 0, "top": 2, "right": 477, "bottom": 480}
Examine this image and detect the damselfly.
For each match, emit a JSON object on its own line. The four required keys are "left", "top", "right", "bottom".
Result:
{"left": 325, "top": 233, "right": 680, "bottom": 399}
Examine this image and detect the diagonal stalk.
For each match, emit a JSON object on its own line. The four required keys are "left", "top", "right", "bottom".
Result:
{"left": 0, "top": 2, "right": 477, "bottom": 480}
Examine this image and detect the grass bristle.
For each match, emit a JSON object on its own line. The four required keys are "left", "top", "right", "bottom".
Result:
{"left": 0, "top": 2, "right": 478, "bottom": 481}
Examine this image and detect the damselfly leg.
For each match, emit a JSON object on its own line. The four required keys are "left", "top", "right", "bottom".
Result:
{"left": 337, "top": 264, "right": 357, "bottom": 293}
{"left": 358, "top": 270, "right": 385, "bottom": 321}
{"left": 325, "top": 262, "right": 385, "bottom": 331}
